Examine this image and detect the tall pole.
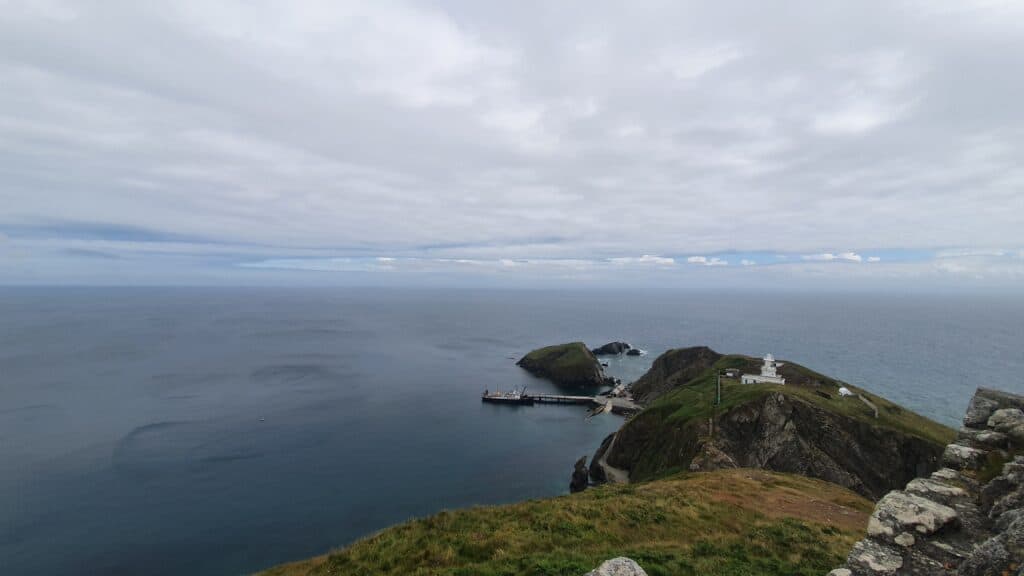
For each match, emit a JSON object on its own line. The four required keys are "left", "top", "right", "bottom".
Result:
{"left": 716, "top": 370, "right": 721, "bottom": 406}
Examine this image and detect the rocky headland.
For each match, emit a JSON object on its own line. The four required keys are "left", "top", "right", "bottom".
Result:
{"left": 585, "top": 347, "right": 952, "bottom": 500}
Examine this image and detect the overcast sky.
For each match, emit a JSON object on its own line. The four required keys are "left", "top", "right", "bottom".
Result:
{"left": 1, "top": 0, "right": 1022, "bottom": 289}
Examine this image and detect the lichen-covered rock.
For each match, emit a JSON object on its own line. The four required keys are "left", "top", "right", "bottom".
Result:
{"left": 964, "top": 394, "right": 1001, "bottom": 428}
{"left": 867, "top": 491, "right": 958, "bottom": 542}
{"left": 583, "top": 557, "right": 647, "bottom": 576}
{"left": 988, "top": 408, "right": 1024, "bottom": 429}
{"left": 957, "top": 427, "right": 1010, "bottom": 450}
{"left": 996, "top": 508, "right": 1024, "bottom": 532}
{"left": 827, "top": 569, "right": 853, "bottom": 576}
{"left": 904, "top": 477, "right": 967, "bottom": 506}
{"left": 942, "top": 444, "right": 986, "bottom": 470}
{"left": 846, "top": 539, "right": 904, "bottom": 574}
{"left": 958, "top": 535, "right": 1011, "bottom": 576}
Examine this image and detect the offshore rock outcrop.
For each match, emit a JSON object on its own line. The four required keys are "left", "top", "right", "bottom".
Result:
{"left": 592, "top": 342, "right": 632, "bottom": 355}
{"left": 832, "top": 387, "right": 1024, "bottom": 575}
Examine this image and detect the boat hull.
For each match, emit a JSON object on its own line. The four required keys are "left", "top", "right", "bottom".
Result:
{"left": 481, "top": 395, "right": 534, "bottom": 405}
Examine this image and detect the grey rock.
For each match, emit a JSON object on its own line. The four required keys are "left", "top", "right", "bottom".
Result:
{"left": 930, "top": 468, "right": 963, "bottom": 482}
{"left": 846, "top": 539, "right": 904, "bottom": 574}
{"left": 958, "top": 427, "right": 1010, "bottom": 450}
{"left": 995, "top": 508, "right": 1024, "bottom": 532}
{"left": 867, "top": 491, "right": 958, "bottom": 540}
{"left": 990, "top": 487, "right": 1024, "bottom": 520}
{"left": 968, "top": 388, "right": 1024, "bottom": 435}
{"left": 965, "top": 393, "right": 1002, "bottom": 428}
{"left": 989, "top": 408, "right": 1024, "bottom": 430}
{"left": 981, "top": 475, "right": 1016, "bottom": 515}
{"left": 570, "top": 456, "right": 589, "bottom": 493}
{"left": 1006, "top": 515, "right": 1024, "bottom": 555}
{"left": 958, "top": 536, "right": 1011, "bottom": 576}
{"left": 584, "top": 557, "right": 647, "bottom": 576}
{"left": 591, "top": 342, "right": 631, "bottom": 356}
{"left": 827, "top": 570, "right": 852, "bottom": 576}
{"left": 625, "top": 348, "right": 641, "bottom": 356}
{"left": 688, "top": 442, "right": 739, "bottom": 472}
{"left": 893, "top": 532, "right": 916, "bottom": 547}
{"left": 942, "top": 444, "right": 986, "bottom": 470}
{"left": 905, "top": 477, "right": 967, "bottom": 505}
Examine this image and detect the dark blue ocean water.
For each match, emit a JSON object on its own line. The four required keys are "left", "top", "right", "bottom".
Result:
{"left": 1, "top": 288, "right": 1022, "bottom": 575}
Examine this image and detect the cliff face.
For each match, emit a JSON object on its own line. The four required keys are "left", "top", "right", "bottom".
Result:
{"left": 629, "top": 346, "right": 721, "bottom": 404}
{"left": 833, "top": 387, "right": 1024, "bottom": 576}
{"left": 517, "top": 342, "right": 609, "bottom": 388}
{"left": 593, "top": 347, "right": 952, "bottom": 501}
{"left": 601, "top": 392, "right": 944, "bottom": 500}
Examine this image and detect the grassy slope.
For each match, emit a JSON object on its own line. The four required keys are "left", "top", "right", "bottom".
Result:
{"left": 518, "top": 342, "right": 600, "bottom": 384}
{"left": 260, "top": 469, "right": 872, "bottom": 576}
{"left": 625, "top": 355, "right": 955, "bottom": 481}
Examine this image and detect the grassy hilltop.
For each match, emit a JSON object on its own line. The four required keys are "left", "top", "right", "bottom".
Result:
{"left": 260, "top": 469, "right": 872, "bottom": 576}
{"left": 604, "top": 351, "right": 955, "bottom": 494}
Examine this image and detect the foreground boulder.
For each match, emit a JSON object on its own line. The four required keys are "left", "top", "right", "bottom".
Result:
{"left": 833, "top": 387, "right": 1024, "bottom": 575}
{"left": 517, "top": 342, "right": 610, "bottom": 388}
{"left": 583, "top": 557, "right": 647, "bottom": 576}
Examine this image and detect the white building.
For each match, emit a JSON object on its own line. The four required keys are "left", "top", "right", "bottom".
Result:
{"left": 742, "top": 353, "right": 786, "bottom": 385}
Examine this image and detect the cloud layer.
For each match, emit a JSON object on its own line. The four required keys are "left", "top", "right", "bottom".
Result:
{"left": 0, "top": 0, "right": 1022, "bottom": 286}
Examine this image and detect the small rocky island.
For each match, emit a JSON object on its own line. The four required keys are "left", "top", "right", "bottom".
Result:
{"left": 516, "top": 342, "right": 616, "bottom": 388}
{"left": 591, "top": 341, "right": 632, "bottom": 355}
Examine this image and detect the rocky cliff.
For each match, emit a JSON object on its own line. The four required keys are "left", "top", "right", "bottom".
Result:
{"left": 832, "top": 387, "right": 1024, "bottom": 575}
{"left": 592, "top": 349, "right": 953, "bottom": 500}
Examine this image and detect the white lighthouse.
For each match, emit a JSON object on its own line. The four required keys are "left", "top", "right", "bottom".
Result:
{"left": 742, "top": 353, "right": 786, "bottom": 385}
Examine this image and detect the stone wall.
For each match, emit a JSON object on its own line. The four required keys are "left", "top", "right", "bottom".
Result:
{"left": 831, "top": 387, "right": 1024, "bottom": 575}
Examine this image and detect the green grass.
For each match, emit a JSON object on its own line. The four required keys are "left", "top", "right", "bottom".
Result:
{"left": 259, "top": 469, "right": 872, "bottom": 576}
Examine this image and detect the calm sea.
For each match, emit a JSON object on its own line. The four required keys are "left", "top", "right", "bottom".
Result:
{"left": 1, "top": 288, "right": 1022, "bottom": 575}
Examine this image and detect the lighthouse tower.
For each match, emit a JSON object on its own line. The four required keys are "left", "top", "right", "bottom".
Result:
{"left": 761, "top": 353, "right": 778, "bottom": 378}
{"left": 741, "top": 353, "right": 786, "bottom": 385}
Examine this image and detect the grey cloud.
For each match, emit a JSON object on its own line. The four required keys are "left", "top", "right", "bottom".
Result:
{"left": 1, "top": 0, "right": 1022, "bottom": 285}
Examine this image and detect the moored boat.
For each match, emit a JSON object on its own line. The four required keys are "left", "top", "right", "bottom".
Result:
{"left": 481, "top": 387, "right": 534, "bottom": 405}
